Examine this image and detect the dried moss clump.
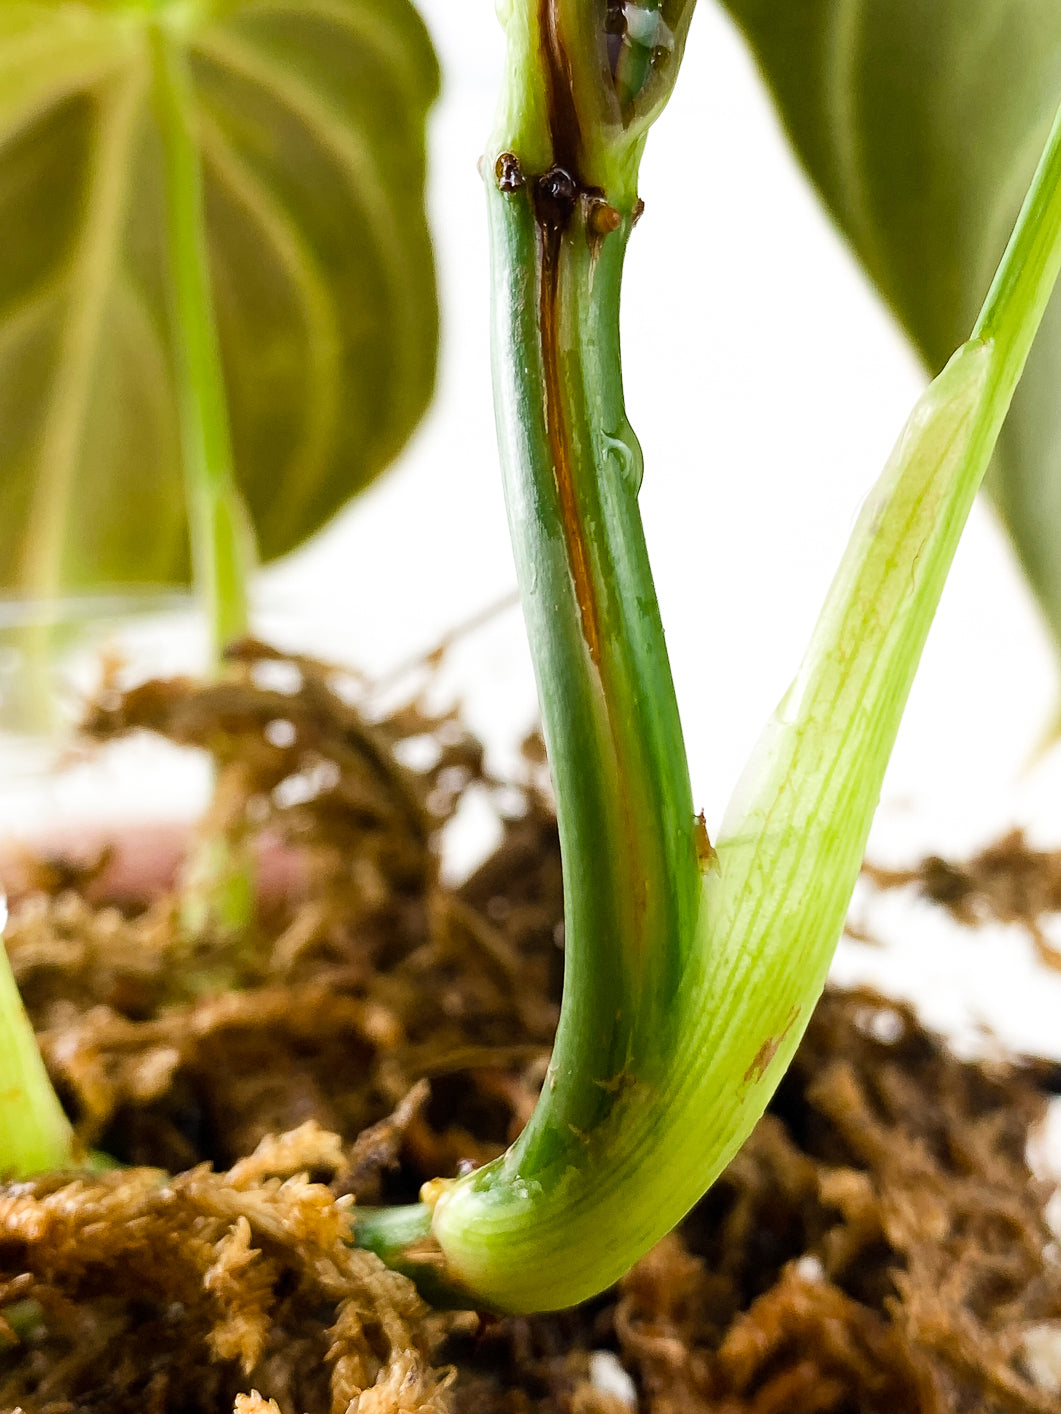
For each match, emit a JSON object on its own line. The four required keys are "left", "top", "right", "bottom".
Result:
{"left": 7, "top": 644, "right": 559, "bottom": 1176}
{"left": 1, "top": 646, "right": 1059, "bottom": 1412}
{"left": 0, "top": 1121, "right": 452, "bottom": 1413}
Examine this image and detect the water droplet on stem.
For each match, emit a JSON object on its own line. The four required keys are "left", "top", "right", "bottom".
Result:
{"left": 602, "top": 428, "right": 644, "bottom": 494}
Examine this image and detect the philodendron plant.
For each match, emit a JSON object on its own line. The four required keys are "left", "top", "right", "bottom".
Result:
{"left": 2, "top": 0, "right": 1061, "bottom": 1323}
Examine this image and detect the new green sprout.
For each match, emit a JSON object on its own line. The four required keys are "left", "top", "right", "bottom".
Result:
{"left": 358, "top": 0, "right": 1061, "bottom": 1312}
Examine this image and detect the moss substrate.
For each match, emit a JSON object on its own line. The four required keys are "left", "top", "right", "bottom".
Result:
{"left": 1, "top": 644, "right": 1059, "bottom": 1413}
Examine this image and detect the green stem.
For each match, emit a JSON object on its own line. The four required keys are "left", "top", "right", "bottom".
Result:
{"left": 152, "top": 25, "right": 256, "bottom": 669}
{"left": 153, "top": 24, "right": 257, "bottom": 941}
{"left": 973, "top": 95, "right": 1061, "bottom": 397}
{"left": 355, "top": 1202, "right": 433, "bottom": 1262}
{"left": 426, "top": 151, "right": 702, "bottom": 1313}
{"left": 0, "top": 935, "right": 74, "bottom": 1177}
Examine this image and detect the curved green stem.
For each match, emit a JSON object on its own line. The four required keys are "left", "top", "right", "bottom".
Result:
{"left": 429, "top": 173, "right": 699, "bottom": 1312}
{"left": 394, "top": 9, "right": 1061, "bottom": 1316}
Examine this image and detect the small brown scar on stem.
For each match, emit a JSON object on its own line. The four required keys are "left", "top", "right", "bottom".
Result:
{"left": 533, "top": 164, "right": 602, "bottom": 668}
{"left": 632, "top": 197, "right": 646, "bottom": 225}
{"left": 586, "top": 195, "right": 622, "bottom": 239}
{"left": 592, "top": 1067, "right": 638, "bottom": 1097}
{"left": 494, "top": 151, "right": 525, "bottom": 193}
{"left": 743, "top": 1003, "right": 801, "bottom": 1085}
{"left": 695, "top": 810, "right": 718, "bottom": 872}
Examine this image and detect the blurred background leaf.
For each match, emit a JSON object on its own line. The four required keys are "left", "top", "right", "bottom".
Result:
{"left": 717, "top": 0, "right": 1061, "bottom": 669}
{"left": 0, "top": 0, "right": 439, "bottom": 600}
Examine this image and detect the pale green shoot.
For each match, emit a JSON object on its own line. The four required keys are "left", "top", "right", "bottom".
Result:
{"left": 357, "top": 5, "right": 1061, "bottom": 1313}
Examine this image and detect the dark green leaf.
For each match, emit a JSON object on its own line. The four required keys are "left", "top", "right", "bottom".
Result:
{"left": 717, "top": 0, "right": 1061, "bottom": 655}
{"left": 0, "top": 0, "right": 439, "bottom": 598}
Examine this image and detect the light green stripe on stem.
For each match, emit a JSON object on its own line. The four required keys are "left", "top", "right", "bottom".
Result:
{"left": 428, "top": 85, "right": 1061, "bottom": 1313}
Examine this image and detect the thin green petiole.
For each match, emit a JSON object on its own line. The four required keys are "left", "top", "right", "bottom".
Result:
{"left": 973, "top": 97, "right": 1061, "bottom": 415}
{"left": 151, "top": 25, "right": 256, "bottom": 670}
{"left": 152, "top": 24, "right": 257, "bottom": 941}
{"left": 354, "top": 1202, "right": 433, "bottom": 1263}
{"left": 0, "top": 918, "right": 74, "bottom": 1177}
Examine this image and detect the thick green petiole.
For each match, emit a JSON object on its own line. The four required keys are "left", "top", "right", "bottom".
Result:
{"left": 417, "top": 8, "right": 1061, "bottom": 1313}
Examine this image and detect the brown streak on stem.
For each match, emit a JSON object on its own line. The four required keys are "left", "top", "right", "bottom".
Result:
{"left": 524, "top": 0, "right": 654, "bottom": 968}
{"left": 537, "top": 215, "right": 603, "bottom": 670}
{"left": 534, "top": 198, "right": 649, "bottom": 986}
{"left": 530, "top": 0, "right": 607, "bottom": 671}
{"left": 529, "top": 0, "right": 606, "bottom": 684}
{"left": 539, "top": 0, "right": 584, "bottom": 179}
{"left": 743, "top": 1004, "right": 801, "bottom": 1085}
